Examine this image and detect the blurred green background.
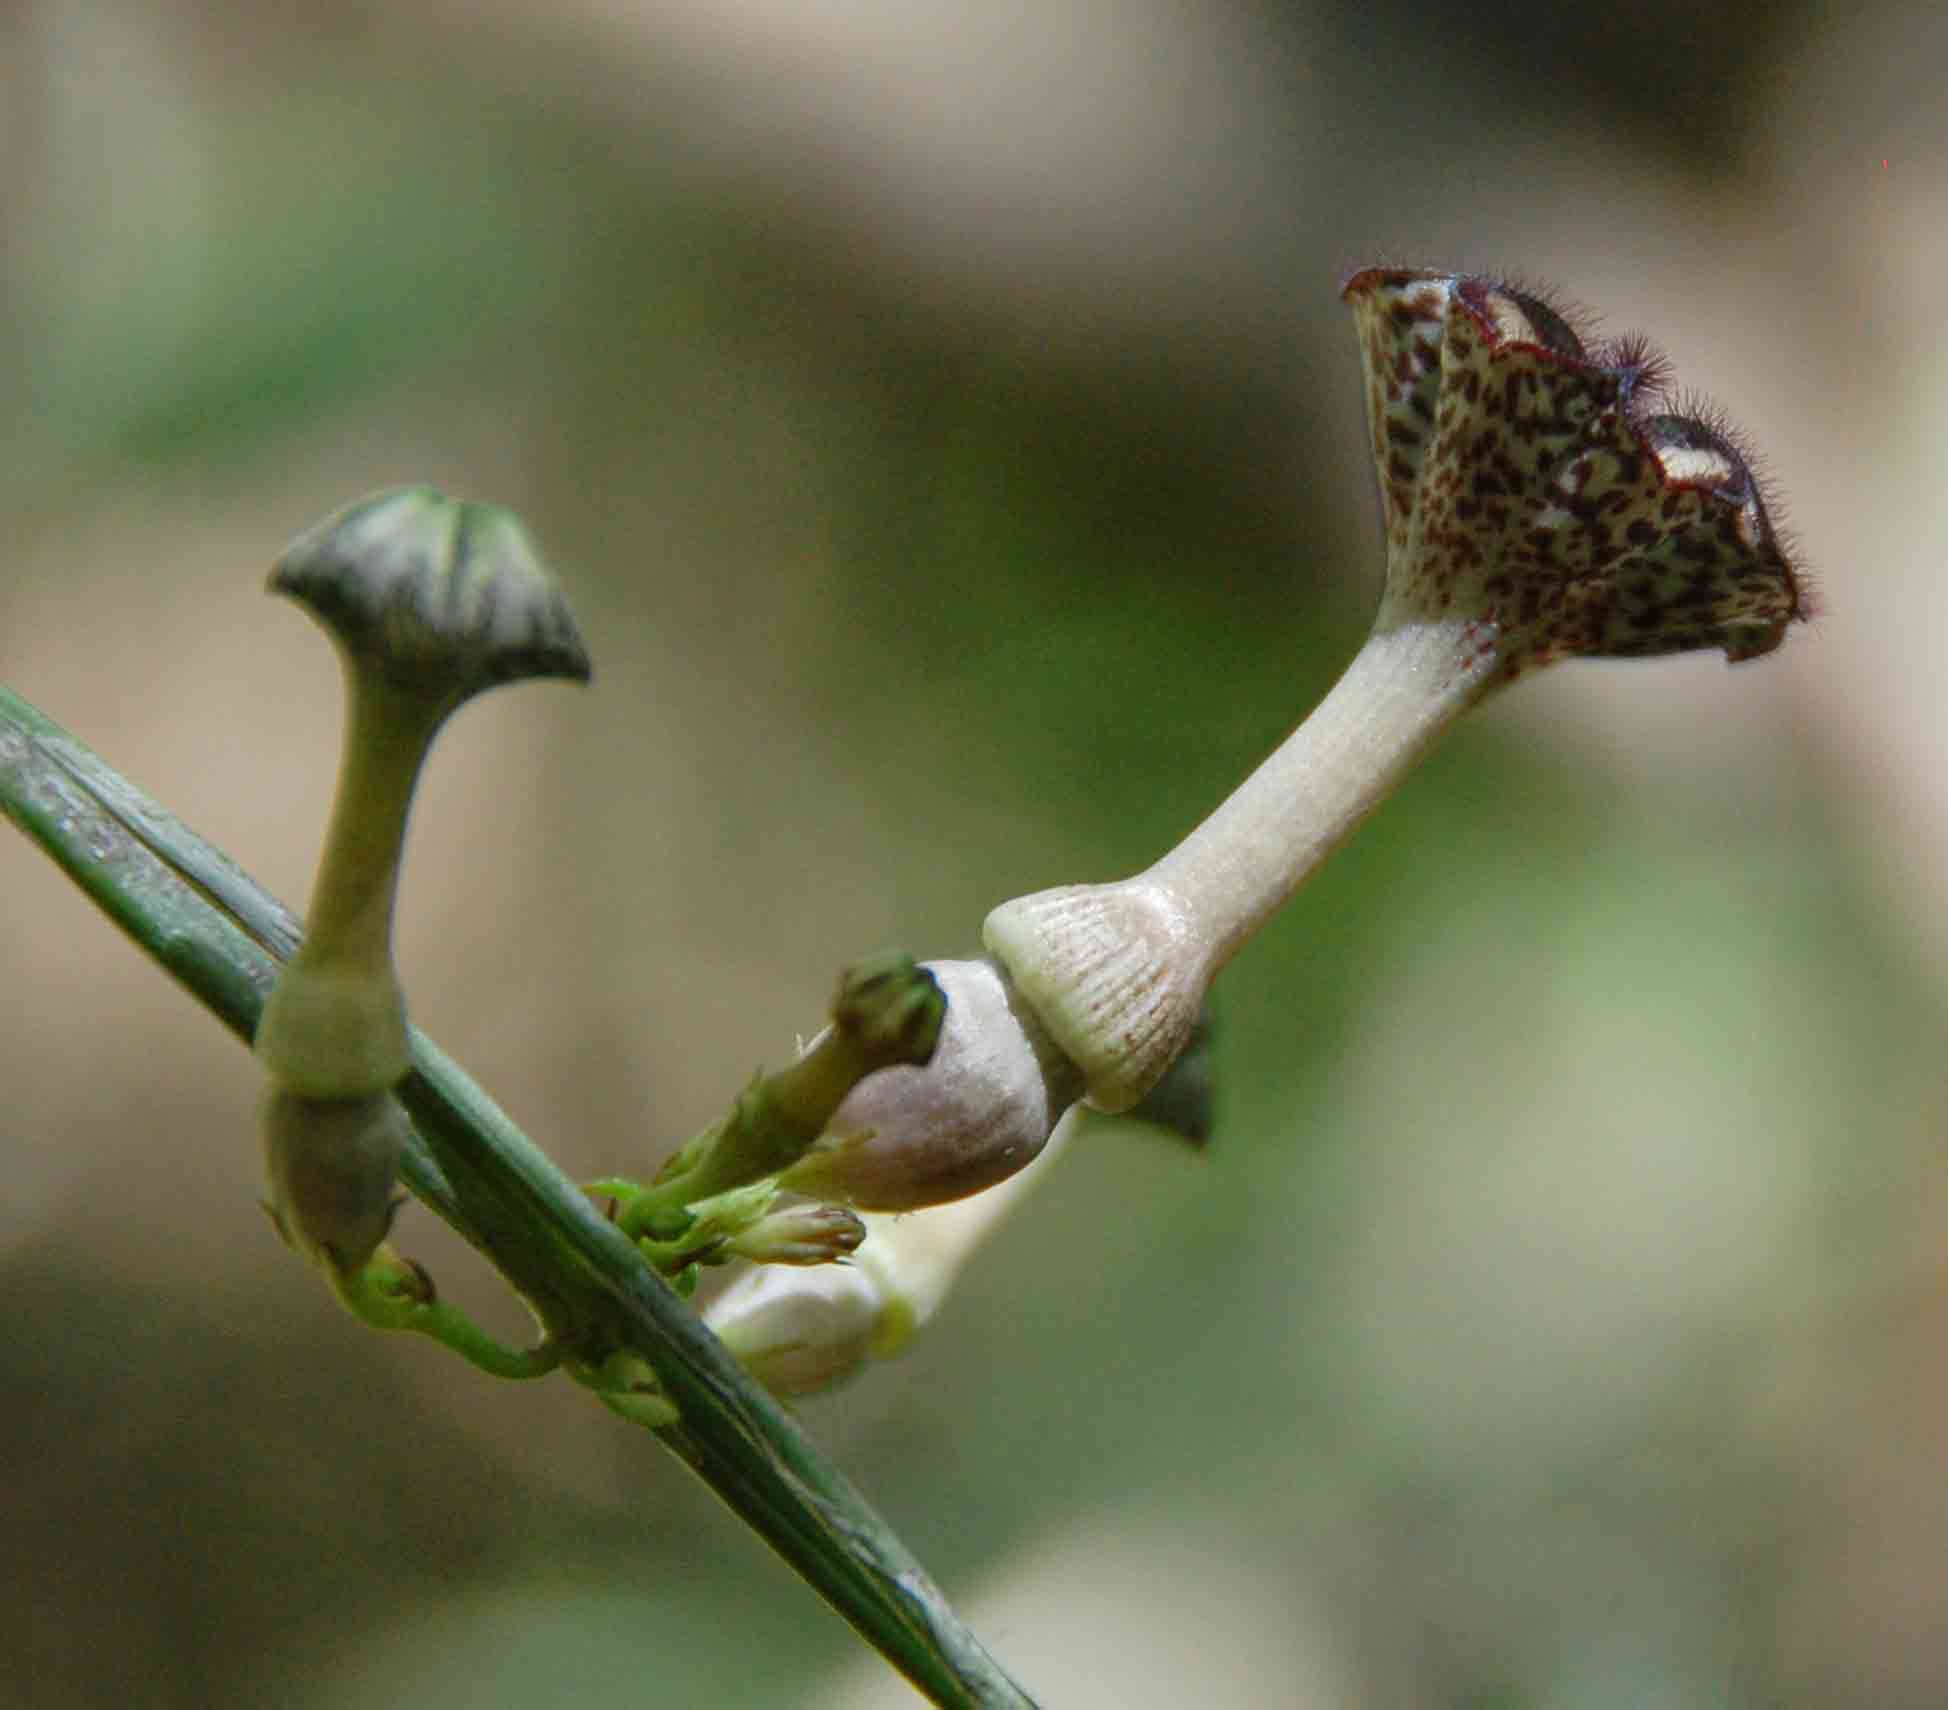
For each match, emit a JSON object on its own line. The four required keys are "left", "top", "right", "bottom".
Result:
{"left": 4, "top": 2, "right": 1945, "bottom": 1704}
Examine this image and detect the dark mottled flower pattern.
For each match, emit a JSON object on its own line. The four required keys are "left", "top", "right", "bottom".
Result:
{"left": 1342, "top": 268, "right": 1808, "bottom": 679}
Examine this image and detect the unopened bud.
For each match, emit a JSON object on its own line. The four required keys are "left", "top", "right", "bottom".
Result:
{"left": 780, "top": 958, "right": 1081, "bottom": 1211}
{"left": 627, "top": 952, "right": 946, "bottom": 1225}
{"left": 705, "top": 1262, "right": 890, "bottom": 1398}
{"left": 724, "top": 1201, "right": 868, "bottom": 1266}
{"left": 710, "top": 1106, "right": 1079, "bottom": 1396}
{"left": 260, "top": 1087, "right": 409, "bottom": 1274}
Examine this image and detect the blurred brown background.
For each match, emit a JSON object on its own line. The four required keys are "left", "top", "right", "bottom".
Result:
{"left": 3, "top": 2, "right": 1945, "bottom": 1704}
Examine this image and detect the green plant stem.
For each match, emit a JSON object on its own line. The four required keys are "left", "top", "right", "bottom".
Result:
{"left": 0, "top": 684, "right": 1036, "bottom": 1710}
{"left": 335, "top": 1247, "right": 563, "bottom": 1380}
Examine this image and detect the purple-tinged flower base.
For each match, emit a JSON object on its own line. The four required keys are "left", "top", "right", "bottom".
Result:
{"left": 1342, "top": 267, "right": 1808, "bottom": 679}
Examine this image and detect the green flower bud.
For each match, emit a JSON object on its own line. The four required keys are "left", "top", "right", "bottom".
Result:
{"left": 724, "top": 1201, "right": 868, "bottom": 1267}
{"left": 256, "top": 487, "right": 590, "bottom": 1099}
{"left": 260, "top": 1087, "right": 410, "bottom": 1274}
{"left": 254, "top": 488, "right": 588, "bottom": 1270}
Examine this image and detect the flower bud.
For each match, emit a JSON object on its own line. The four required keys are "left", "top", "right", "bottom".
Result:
{"left": 724, "top": 1201, "right": 869, "bottom": 1266}
{"left": 705, "top": 1263, "right": 889, "bottom": 1397}
{"left": 779, "top": 957, "right": 1083, "bottom": 1212}
{"left": 709, "top": 1107, "right": 1079, "bottom": 1396}
{"left": 260, "top": 1086, "right": 410, "bottom": 1273}
{"left": 623, "top": 953, "right": 947, "bottom": 1230}
{"left": 254, "top": 488, "right": 588, "bottom": 1271}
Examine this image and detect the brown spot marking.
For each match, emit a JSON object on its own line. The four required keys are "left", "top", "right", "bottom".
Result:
{"left": 1341, "top": 266, "right": 1807, "bottom": 670}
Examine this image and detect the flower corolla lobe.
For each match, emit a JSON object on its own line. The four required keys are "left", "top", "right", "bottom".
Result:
{"left": 1342, "top": 266, "right": 1807, "bottom": 679}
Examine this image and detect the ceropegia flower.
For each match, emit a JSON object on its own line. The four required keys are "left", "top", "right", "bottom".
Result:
{"left": 257, "top": 487, "right": 589, "bottom": 1272}
{"left": 981, "top": 266, "right": 1809, "bottom": 1116}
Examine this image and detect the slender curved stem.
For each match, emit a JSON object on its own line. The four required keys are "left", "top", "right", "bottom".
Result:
{"left": 333, "top": 1250, "right": 563, "bottom": 1380}
{"left": 0, "top": 684, "right": 1036, "bottom": 1710}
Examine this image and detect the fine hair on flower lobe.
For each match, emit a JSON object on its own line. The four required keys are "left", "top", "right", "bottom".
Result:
{"left": 1598, "top": 329, "right": 1675, "bottom": 416}
{"left": 1652, "top": 383, "right": 1816, "bottom": 623}
{"left": 1334, "top": 259, "right": 1818, "bottom": 629}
